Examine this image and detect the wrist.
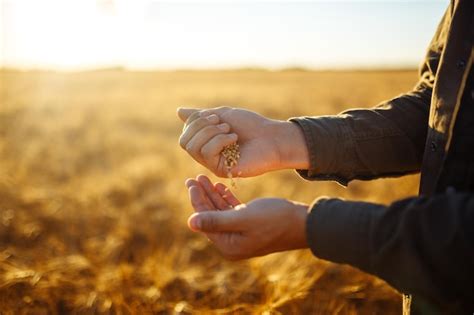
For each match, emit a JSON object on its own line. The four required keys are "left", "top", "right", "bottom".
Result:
{"left": 291, "top": 201, "right": 309, "bottom": 249}
{"left": 274, "top": 120, "right": 310, "bottom": 170}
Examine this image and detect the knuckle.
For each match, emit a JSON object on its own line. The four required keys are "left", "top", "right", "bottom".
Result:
{"left": 201, "top": 125, "right": 220, "bottom": 138}
{"left": 198, "top": 109, "right": 209, "bottom": 117}
{"left": 194, "top": 117, "right": 209, "bottom": 128}
{"left": 187, "top": 111, "right": 202, "bottom": 122}
{"left": 217, "top": 106, "right": 230, "bottom": 111}
{"left": 178, "top": 136, "right": 187, "bottom": 149}
{"left": 185, "top": 142, "right": 198, "bottom": 155}
{"left": 201, "top": 214, "right": 216, "bottom": 231}
{"left": 213, "top": 134, "right": 227, "bottom": 142}
{"left": 206, "top": 125, "right": 223, "bottom": 136}
{"left": 186, "top": 117, "right": 206, "bottom": 131}
{"left": 200, "top": 146, "right": 209, "bottom": 157}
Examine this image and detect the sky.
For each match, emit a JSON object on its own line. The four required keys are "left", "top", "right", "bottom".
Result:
{"left": 0, "top": 0, "right": 448, "bottom": 71}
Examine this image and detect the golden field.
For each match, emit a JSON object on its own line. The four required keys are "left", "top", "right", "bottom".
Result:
{"left": 0, "top": 69, "right": 420, "bottom": 314}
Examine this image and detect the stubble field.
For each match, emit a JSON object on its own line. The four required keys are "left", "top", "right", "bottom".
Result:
{"left": 0, "top": 69, "right": 420, "bottom": 314}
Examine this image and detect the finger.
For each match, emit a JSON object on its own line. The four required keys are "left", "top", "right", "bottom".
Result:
{"left": 197, "top": 175, "right": 231, "bottom": 210}
{"left": 205, "top": 106, "right": 231, "bottom": 117}
{"left": 215, "top": 182, "right": 241, "bottom": 207}
{"left": 188, "top": 186, "right": 214, "bottom": 212}
{"left": 177, "top": 107, "right": 199, "bottom": 122}
{"left": 184, "top": 123, "right": 231, "bottom": 162}
{"left": 187, "top": 210, "right": 244, "bottom": 233}
{"left": 179, "top": 106, "right": 232, "bottom": 121}
{"left": 200, "top": 133, "right": 238, "bottom": 166}
{"left": 185, "top": 178, "right": 199, "bottom": 189}
{"left": 179, "top": 115, "right": 220, "bottom": 149}
{"left": 185, "top": 179, "right": 215, "bottom": 211}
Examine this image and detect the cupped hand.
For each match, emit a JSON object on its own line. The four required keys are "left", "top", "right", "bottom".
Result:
{"left": 178, "top": 107, "right": 309, "bottom": 178}
{"left": 185, "top": 175, "right": 309, "bottom": 260}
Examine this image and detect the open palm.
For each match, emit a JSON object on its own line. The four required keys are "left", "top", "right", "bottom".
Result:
{"left": 185, "top": 175, "right": 308, "bottom": 260}
{"left": 185, "top": 175, "right": 244, "bottom": 250}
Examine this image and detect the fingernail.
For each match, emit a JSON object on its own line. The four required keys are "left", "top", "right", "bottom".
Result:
{"left": 217, "top": 123, "right": 229, "bottom": 131}
{"left": 207, "top": 114, "right": 218, "bottom": 122}
{"left": 192, "top": 216, "right": 202, "bottom": 230}
{"left": 230, "top": 133, "right": 238, "bottom": 139}
{"left": 184, "top": 178, "right": 194, "bottom": 188}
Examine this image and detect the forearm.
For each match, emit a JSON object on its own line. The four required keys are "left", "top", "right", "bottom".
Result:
{"left": 306, "top": 194, "right": 474, "bottom": 312}
{"left": 287, "top": 6, "right": 445, "bottom": 185}
{"left": 289, "top": 87, "right": 431, "bottom": 185}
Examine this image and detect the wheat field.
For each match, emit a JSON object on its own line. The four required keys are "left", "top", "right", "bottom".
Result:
{"left": 0, "top": 69, "right": 420, "bottom": 314}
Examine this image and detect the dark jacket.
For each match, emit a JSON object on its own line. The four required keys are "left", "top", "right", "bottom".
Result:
{"left": 290, "top": 0, "right": 474, "bottom": 313}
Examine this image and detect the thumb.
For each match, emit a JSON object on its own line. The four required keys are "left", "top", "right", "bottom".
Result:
{"left": 177, "top": 107, "right": 198, "bottom": 122}
{"left": 188, "top": 210, "right": 244, "bottom": 233}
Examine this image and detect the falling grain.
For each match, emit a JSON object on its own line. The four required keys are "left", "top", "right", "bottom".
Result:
{"left": 221, "top": 142, "right": 240, "bottom": 188}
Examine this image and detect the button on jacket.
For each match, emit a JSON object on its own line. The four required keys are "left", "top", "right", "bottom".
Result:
{"left": 290, "top": 0, "right": 474, "bottom": 313}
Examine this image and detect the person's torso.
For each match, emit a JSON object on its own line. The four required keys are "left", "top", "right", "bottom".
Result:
{"left": 436, "top": 67, "right": 474, "bottom": 192}
{"left": 419, "top": 0, "right": 474, "bottom": 196}
{"left": 415, "top": 1, "right": 474, "bottom": 313}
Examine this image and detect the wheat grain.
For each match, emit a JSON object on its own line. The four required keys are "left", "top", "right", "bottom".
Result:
{"left": 221, "top": 142, "right": 240, "bottom": 188}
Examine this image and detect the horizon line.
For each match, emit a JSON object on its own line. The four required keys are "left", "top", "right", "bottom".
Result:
{"left": 0, "top": 65, "right": 419, "bottom": 73}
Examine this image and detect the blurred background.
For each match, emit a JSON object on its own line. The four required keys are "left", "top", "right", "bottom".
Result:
{"left": 2, "top": 0, "right": 446, "bottom": 70}
{"left": 0, "top": 1, "right": 447, "bottom": 314}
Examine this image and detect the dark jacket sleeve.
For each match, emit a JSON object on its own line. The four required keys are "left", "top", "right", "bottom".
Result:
{"left": 307, "top": 193, "right": 474, "bottom": 312}
{"left": 289, "top": 7, "right": 451, "bottom": 186}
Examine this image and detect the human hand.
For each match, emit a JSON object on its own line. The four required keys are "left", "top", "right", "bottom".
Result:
{"left": 185, "top": 175, "right": 308, "bottom": 260}
{"left": 178, "top": 107, "right": 309, "bottom": 178}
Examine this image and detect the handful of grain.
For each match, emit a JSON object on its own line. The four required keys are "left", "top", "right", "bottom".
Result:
{"left": 221, "top": 143, "right": 240, "bottom": 188}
